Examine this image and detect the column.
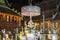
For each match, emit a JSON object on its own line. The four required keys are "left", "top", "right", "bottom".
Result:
{"left": 7, "top": 16, "right": 9, "bottom": 22}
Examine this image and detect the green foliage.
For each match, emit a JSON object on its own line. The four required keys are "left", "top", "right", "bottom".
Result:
{"left": 0, "top": 0, "right": 5, "bottom": 3}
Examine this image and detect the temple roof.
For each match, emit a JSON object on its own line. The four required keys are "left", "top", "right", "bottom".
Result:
{"left": 0, "top": 5, "right": 20, "bottom": 16}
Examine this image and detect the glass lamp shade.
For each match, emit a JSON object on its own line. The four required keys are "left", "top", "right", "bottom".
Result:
{"left": 21, "top": 6, "right": 40, "bottom": 16}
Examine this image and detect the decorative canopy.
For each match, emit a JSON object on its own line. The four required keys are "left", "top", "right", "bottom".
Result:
{"left": 21, "top": 6, "right": 40, "bottom": 16}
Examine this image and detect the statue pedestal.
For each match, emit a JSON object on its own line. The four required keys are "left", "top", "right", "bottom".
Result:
{"left": 40, "top": 34, "right": 46, "bottom": 40}
{"left": 52, "top": 34, "right": 58, "bottom": 40}
{"left": 26, "top": 33, "right": 35, "bottom": 40}
{"left": 21, "top": 36, "right": 26, "bottom": 40}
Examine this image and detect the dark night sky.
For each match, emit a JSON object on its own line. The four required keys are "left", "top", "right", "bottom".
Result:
{"left": 4, "top": 0, "right": 60, "bottom": 20}
{"left": 5, "top": 0, "right": 43, "bottom": 12}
